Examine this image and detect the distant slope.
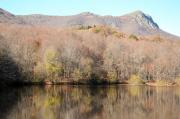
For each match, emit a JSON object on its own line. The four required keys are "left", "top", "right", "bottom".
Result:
{"left": 0, "top": 8, "right": 179, "bottom": 40}
{"left": 0, "top": 8, "right": 24, "bottom": 24}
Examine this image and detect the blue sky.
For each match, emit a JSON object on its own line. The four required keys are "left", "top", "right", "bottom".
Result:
{"left": 0, "top": 0, "right": 179, "bottom": 36}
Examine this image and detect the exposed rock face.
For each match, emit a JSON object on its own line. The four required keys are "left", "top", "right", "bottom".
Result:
{"left": 129, "top": 11, "right": 159, "bottom": 30}
{"left": 115, "top": 10, "right": 160, "bottom": 35}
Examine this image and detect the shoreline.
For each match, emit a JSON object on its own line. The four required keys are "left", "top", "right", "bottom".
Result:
{"left": 4, "top": 80, "right": 179, "bottom": 87}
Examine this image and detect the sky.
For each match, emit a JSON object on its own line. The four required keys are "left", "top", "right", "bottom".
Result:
{"left": 0, "top": 0, "right": 179, "bottom": 36}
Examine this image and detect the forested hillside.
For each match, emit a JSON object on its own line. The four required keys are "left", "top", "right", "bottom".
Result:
{"left": 0, "top": 23, "right": 180, "bottom": 85}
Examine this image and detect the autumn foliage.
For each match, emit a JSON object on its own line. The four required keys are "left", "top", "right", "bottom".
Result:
{"left": 0, "top": 23, "right": 180, "bottom": 84}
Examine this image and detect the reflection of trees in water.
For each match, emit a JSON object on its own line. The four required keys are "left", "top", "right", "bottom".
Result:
{"left": 0, "top": 88, "right": 20, "bottom": 118}
{"left": 1, "top": 86, "right": 180, "bottom": 119}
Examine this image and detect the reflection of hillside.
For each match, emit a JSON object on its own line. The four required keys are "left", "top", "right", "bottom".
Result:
{"left": 1, "top": 86, "right": 180, "bottom": 119}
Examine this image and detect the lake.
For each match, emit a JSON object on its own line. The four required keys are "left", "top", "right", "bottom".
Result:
{"left": 0, "top": 85, "right": 180, "bottom": 119}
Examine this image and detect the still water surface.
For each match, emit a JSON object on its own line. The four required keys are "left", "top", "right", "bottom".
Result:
{"left": 0, "top": 85, "right": 180, "bottom": 119}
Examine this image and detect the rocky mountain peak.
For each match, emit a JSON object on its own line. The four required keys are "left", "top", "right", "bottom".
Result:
{"left": 129, "top": 10, "right": 159, "bottom": 30}
{"left": 0, "top": 8, "right": 14, "bottom": 17}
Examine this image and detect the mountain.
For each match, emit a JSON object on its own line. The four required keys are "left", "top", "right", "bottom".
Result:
{"left": 0, "top": 8, "right": 179, "bottom": 39}
{"left": 0, "top": 8, "right": 24, "bottom": 24}
{"left": 17, "top": 11, "right": 160, "bottom": 35}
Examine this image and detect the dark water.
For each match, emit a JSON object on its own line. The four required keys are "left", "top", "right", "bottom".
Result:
{"left": 0, "top": 85, "right": 180, "bottom": 119}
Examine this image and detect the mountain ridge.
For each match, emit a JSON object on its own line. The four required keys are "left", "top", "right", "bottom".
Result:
{"left": 0, "top": 8, "right": 179, "bottom": 40}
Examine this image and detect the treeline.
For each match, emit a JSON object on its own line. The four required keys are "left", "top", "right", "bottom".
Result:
{"left": 0, "top": 24, "right": 180, "bottom": 84}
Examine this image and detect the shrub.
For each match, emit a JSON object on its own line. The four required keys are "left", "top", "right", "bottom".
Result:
{"left": 44, "top": 48, "right": 63, "bottom": 80}
{"left": 80, "top": 57, "right": 93, "bottom": 79}
{"left": 33, "top": 62, "right": 46, "bottom": 81}
{"left": 93, "top": 27, "right": 101, "bottom": 33}
{"left": 128, "top": 34, "right": 139, "bottom": 41}
{"left": 113, "top": 32, "right": 126, "bottom": 39}
{"left": 72, "top": 68, "right": 83, "bottom": 81}
{"left": 89, "top": 73, "right": 102, "bottom": 84}
{"left": 107, "top": 71, "right": 117, "bottom": 82}
{"left": 78, "top": 25, "right": 92, "bottom": 30}
{"left": 127, "top": 74, "right": 144, "bottom": 84}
